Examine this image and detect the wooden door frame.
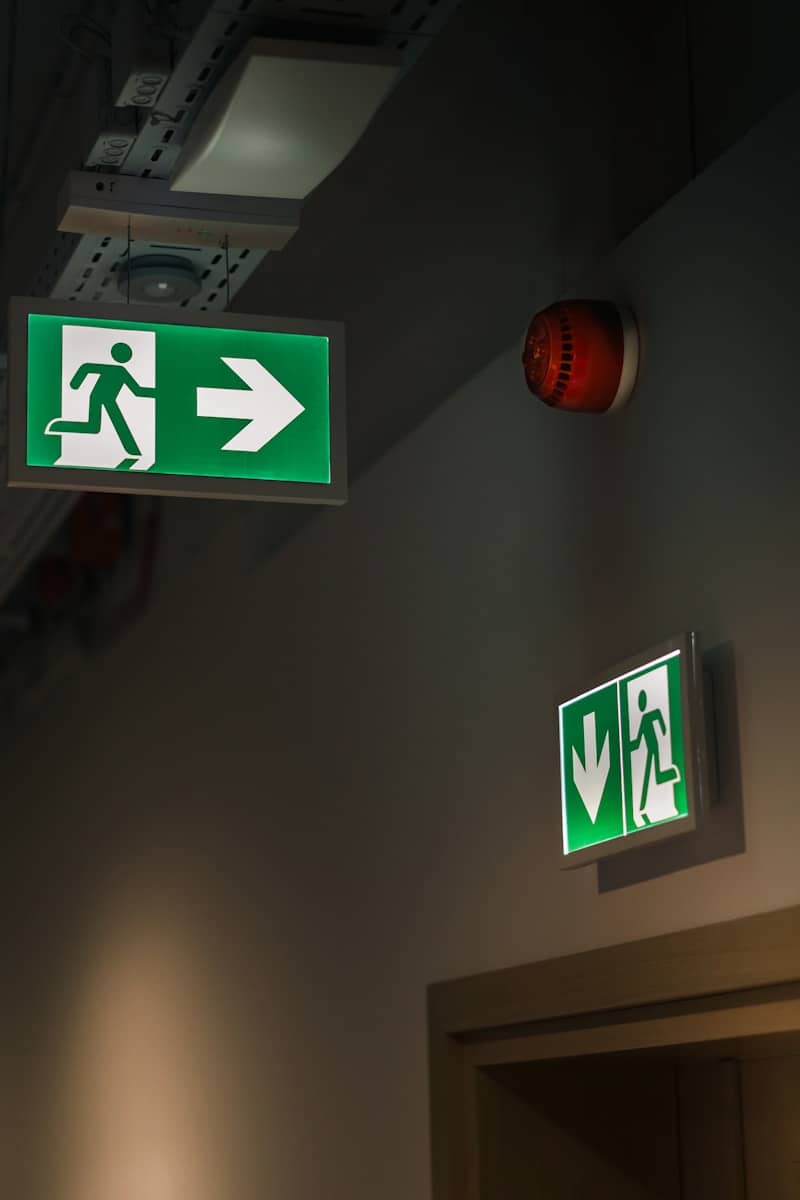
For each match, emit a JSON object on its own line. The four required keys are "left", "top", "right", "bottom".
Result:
{"left": 427, "top": 905, "right": 800, "bottom": 1200}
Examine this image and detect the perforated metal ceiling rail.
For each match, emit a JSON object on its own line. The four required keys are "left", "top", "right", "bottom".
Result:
{"left": 48, "top": 234, "right": 263, "bottom": 312}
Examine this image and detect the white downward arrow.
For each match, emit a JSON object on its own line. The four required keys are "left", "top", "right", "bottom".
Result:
{"left": 572, "top": 713, "right": 611, "bottom": 823}
{"left": 197, "top": 357, "right": 304, "bottom": 452}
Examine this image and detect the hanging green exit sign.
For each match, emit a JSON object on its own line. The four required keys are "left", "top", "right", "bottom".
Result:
{"left": 559, "top": 634, "right": 710, "bottom": 867}
{"left": 6, "top": 298, "right": 346, "bottom": 503}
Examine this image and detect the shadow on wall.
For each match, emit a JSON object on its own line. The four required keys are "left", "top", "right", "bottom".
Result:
{"left": 598, "top": 641, "right": 745, "bottom": 891}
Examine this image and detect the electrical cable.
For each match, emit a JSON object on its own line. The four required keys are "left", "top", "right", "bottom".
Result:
{"left": 62, "top": 11, "right": 111, "bottom": 43}
{"left": 59, "top": 13, "right": 112, "bottom": 63}
{"left": 0, "top": 0, "right": 19, "bottom": 256}
{"left": 683, "top": 0, "right": 699, "bottom": 178}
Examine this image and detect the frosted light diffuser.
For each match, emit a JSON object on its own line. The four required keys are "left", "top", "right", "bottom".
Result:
{"left": 170, "top": 38, "right": 401, "bottom": 200}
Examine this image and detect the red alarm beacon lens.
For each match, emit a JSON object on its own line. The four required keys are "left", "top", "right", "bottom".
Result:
{"left": 523, "top": 314, "right": 551, "bottom": 394}
{"left": 522, "top": 300, "right": 638, "bottom": 414}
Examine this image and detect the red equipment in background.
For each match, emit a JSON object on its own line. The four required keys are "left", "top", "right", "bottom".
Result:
{"left": 522, "top": 299, "right": 639, "bottom": 413}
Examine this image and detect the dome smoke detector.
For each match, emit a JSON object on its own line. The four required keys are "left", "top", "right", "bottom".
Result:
{"left": 117, "top": 255, "right": 202, "bottom": 304}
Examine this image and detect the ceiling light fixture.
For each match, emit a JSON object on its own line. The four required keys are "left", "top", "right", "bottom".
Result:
{"left": 170, "top": 38, "right": 401, "bottom": 200}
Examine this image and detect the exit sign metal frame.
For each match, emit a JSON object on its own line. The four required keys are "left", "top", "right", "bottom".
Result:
{"left": 558, "top": 632, "right": 711, "bottom": 869}
{"left": 6, "top": 297, "right": 347, "bottom": 504}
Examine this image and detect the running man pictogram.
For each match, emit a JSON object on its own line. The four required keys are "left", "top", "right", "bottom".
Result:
{"left": 45, "top": 341, "right": 152, "bottom": 459}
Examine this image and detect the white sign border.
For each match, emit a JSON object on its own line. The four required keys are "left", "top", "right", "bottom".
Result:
{"left": 6, "top": 296, "right": 347, "bottom": 505}
{"left": 558, "top": 632, "right": 710, "bottom": 870}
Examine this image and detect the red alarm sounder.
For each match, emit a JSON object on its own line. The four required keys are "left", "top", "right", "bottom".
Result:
{"left": 522, "top": 299, "right": 638, "bottom": 413}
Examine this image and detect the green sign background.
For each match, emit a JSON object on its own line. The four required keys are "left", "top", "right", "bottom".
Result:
{"left": 560, "top": 681, "right": 624, "bottom": 855}
{"left": 26, "top": 313, "right": 331, "bottom": 483}
{"left": 560, "top": 651, "right": 690, "bottom": 860}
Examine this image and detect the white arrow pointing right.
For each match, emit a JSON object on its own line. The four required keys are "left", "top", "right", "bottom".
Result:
{"left": 572, "top": 713, "right": 611, "bottom": 823}
{"left": 197, "top": 357, "right": 304, "bottom": 452}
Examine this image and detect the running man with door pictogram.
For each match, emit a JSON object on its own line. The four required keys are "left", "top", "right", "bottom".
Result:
{"left": 46, "top": 341, "right": 151, "bottom": 459}
{"left": 629, "top": 688, "right": 681, "bottom": 826}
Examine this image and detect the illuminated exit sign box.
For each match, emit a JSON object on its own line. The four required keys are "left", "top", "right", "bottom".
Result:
{"left": 7, "top": 298, "right": 346, "bottom": 503}
{"left": 559, "top": 634, "right": 710, "bottom": 868}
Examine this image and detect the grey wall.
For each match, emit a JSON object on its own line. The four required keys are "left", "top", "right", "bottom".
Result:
{"left": 2, "top": 91, "right": 799, "bottom": 1200}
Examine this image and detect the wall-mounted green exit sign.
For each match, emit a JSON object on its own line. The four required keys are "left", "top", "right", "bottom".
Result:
{"left": 559, "top": 634, "right": 709, "bottom": 867}
{"left": 7, "top": 298, "right": 346, "bottom": 503}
